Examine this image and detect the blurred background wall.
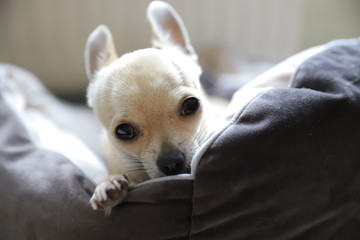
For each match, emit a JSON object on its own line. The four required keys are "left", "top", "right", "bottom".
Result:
{"left": 0, "top": 0, "right": 359, "bottom": 101}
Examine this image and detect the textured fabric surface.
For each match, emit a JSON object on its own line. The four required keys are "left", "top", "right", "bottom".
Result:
{"left": 0, "top": 98, "right": 193, "bottom": 239}
{"left": 0, "top": 68, "right": 193, "bottom": 239}
{"left": 191, "top": 39, "right": 360, "bottom": 239}
{"left": 1, "top": 39, "right": 360, "bottom": 239}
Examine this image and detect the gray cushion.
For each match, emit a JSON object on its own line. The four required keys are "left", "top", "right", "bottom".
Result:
{"left": 1, "top": 38, "right": 360, "bottom": 239}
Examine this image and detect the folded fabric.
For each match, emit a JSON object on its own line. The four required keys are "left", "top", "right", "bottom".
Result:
{"left": 1, "top": 38, "right": 360, "bottom": 239}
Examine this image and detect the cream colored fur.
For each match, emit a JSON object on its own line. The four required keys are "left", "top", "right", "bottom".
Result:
{"left": 85, "top": 1, "right": 219, "bottom": 212}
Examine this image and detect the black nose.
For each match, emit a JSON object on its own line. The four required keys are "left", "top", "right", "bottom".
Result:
{"left": 157, "top": 150, "right": 186, "bottom": 176}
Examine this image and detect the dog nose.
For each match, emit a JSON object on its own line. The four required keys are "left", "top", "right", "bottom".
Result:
{"left": 157, "top": 150, "right": 186, "bottom": 176}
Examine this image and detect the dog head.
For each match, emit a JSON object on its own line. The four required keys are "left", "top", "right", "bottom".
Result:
{"left": 85, "top": 1, "right": 209, "bottom": 179}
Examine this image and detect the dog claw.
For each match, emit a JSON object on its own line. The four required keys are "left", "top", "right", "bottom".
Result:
{"left": 90, "top": 175, "right": 129, "bottom": 212}
{"left": 112, "top": 180, "right": 121, "bottom": 189}
{"left": 90, "top": 199, "right": 100, "bottom": 210}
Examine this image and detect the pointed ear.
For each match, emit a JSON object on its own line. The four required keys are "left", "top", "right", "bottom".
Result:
{"left": 147, "top": 1, "right": 197, "bottom": 60}
{"left": 84, "top": 25, "right": 118, "bottom": 80}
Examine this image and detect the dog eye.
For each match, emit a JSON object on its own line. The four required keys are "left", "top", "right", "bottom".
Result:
{"left": 115, "top": 124, "right": 137, "bottom": 141}
{"left": 181, "top": 97, "right": 199, "bottom": 116}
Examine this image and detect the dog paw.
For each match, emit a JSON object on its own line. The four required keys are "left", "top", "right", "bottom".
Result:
{"left": 90, "top": 174, "right": 129, "bottom": 212}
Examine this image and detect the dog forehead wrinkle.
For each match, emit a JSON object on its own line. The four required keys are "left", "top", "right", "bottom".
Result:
{"left": 93, "top": 47, "right": 201, "bottom": 130}
{"left": 167, "top": 59, "right": 197, "bottom": 89}
{"left": 109, "top": 84, "right": 175, "bottom": 128}
{"left": 118, "top": 48, "right": 196, "bottom": 83}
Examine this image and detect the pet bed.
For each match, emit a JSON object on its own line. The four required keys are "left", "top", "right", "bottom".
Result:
{"left": 1, "top": 38, "right": 360, "bottom": 240}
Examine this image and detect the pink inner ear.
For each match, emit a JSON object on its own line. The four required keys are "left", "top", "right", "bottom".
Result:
{"left": 88, "top": 30, "right": 107, "bottom": 78}
{"left": 85, "top": 25, "right": 118, "bottom": 80}
{"left": 165, "top": 16, "right": 191, "bottom": 55}
{"left": 148, "top": 2, "right": 193, "bottom": 56}
{"left": 155, "top": 8, "right": 187, "bottom": 50}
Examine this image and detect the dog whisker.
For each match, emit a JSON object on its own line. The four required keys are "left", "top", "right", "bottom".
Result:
{"left": 193, "top": 124, "right": 208, "bottom": 145}
{"left": 123, "top": 167, "right": 147, "bottom": 173}
{"left": 144, "top": 149, "right": 157, "bottom": 155}
{"left": 86, "top": 0, "right": 228, "bottom": 212}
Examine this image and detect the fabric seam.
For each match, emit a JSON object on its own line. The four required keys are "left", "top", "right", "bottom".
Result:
{"left": 188, "top": 89, "right": 269, "bottom": 238}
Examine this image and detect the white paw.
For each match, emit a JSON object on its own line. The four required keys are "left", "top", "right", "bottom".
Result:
{"left": 90, "top": 175, "right": 129, "bottom": 212}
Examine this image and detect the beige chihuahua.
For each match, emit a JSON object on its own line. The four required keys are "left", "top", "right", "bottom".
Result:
{"left": 85, "top": 1, "right": 220, "bottom": 212}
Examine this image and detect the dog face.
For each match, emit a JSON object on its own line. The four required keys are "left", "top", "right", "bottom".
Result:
{"left": 85, "top": 2, "right": 209, "bottom": 179}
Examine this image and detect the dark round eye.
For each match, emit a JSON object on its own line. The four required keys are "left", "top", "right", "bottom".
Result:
{"left": 115, "top": 124, "right": 137, "bottom": 141}
{"left": 181, "top": 97, "right": 199, "bottom": 116}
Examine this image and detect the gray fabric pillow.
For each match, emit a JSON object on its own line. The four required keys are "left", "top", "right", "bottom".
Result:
{"left": 1, "top": 38, "right": 360, "bottom": 239}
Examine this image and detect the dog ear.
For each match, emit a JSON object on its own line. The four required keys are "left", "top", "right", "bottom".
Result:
{"left": 147, "top": 1, "right": 197, "bottom": 61}
{"left": 85, "top": 25, "right": 118, "bottom": 80}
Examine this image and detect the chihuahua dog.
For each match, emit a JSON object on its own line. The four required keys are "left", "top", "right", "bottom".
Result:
{"left": 85, "top": 1, "right": 222, "bottom": 212}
